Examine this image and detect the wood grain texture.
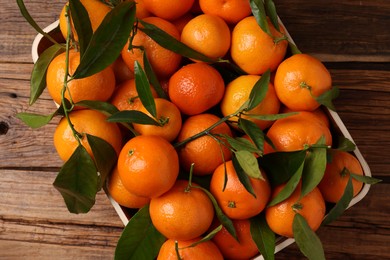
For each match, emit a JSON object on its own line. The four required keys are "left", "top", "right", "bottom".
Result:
{"left": 1, "top": 0, "right": 389, "bottom": 259}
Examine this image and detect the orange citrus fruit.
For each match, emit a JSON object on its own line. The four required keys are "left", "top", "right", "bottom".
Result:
{"left": 150, "top": 180, "right": 214, "bottom": 240}
{"left": 46, "top": 50, "right": 116, "bottom": 106}
{"left": 231, "top": 16, "right": 288, "bottom": 75}
{"left": 110, "top": 79, "right": 158, "bottom": 111}
{"left": 107, "top": 166, "right": 150, "bottom": 209}
{"left": 176, "top": 113, "right": 233, "bottom": 176}
{"left": 220, "top": 74, "right": 281, "bottom": 130}
{"left": 121, "top": 16, "right": 182, "bottom": 78}
{"left": 318, "top": 150, "right": 364, "bottom": 203}
{"left": 199, "top": 0, "right": 252, "bottom": 24}
{"left": 53, "top": 109, "right": 122, "bottom": 161}
{"left": 265, "top": 183, "right": 326, "bottom": 238}
{"left": 181, "top": 14, "right": 231, "bottom": 60}
{"left": 110, "top": 56, "right": 134, "bottom": 84}
{"left": 210, "top": 160, "right": 271, "bottom": 219}
{"left": 265, "top": 111, "right": 332, "bottom": 152}
{"left": 143, "top": 0, "right": 195, "bottom": 21}
{"left": 168, "top": 62, "right": 225, "bottom": 115}
{"left": 133, "top": 98, "right": 182, "bottom": 142}
{"left": 280, "top": 106, "right": 330, "bottom": 129}
{"left": 212, "top": 218, "right": 259, "bottom": 260}
{"left": 157, "top": 237, "right": 223, "bottom": 260}
{"left": 59, "top": 0, "right": 111, "bottom": 41}
{"left": 117, "top": 135, "right": 179, "bottom": 198}
{"left": 274, "top": 53, "right": 332, "bottom": 111}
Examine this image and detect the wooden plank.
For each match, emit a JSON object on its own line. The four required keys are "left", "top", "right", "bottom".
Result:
{"left": 276, "top": 0, "right": 390, "bottom": 62}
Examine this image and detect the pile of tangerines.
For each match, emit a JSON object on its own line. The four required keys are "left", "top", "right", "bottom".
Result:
{"left": 20, "top": 0, "right": 371, "bottom": 259}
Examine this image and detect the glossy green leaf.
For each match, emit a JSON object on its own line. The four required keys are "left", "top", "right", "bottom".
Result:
{"left": 73, "top": 1, "right": 136, "bottom": 78}
{"left": 194, "top": 185, "right": 237, "bottom": 240}
{"left": 301, "top": 137, "right": 327, "bottom": 197}
{"left": 238, "top": 118, "right": 265, "bottom": 154}
{"left": 30, "top": 44, "right": 64, "bottom": 105}
{"left": 243, "top": 112, "right": 297, "bottom": 121}
{"left": 134, "top": 61, "right": 157, "bottom": 118}
{"left": 315, "top": 86, "right": 339, "bottom": 111}
{"left": 265, "top": 0, "right": 280, "bottom": 31}
{"left": 335, "top": 136, "right": 356, "bottom": 152}
{"left": 108, "top": 110, "right": 160, "bottom": 125}
{"left": 250, "top": 214, "right": 275, "bottom": 260}
{"left": 53, "top": 145, "right": 98, "bottom": 213}
{"left": 350, "top": 173, "right": 382, "bottom": 185}
{"left": 267, "top": 158, "right": 304, "bottom": 207}
{"left": 69, "top": 0, "right": 92, "bottom": 56}
{"left": 76, "top": 100, "right": 119, "bottom": 116}
{"left": 259, "top": 150, "right": 306, "bottom": 187}
{"left": 250, "top": 0, "right": 271, "bottom": 36}
{"left": 293, "top": 213, "right": 326, "bottom": 260}
{"left": 16, "top": 0, "right": 59, "bottom": 45}
{"left": 139, "top": 20, "right": 216, "bottom": 63}
{"left": 142, "top": 51, "right": 168, "bottom": 99}
{"left": 247, "top": 70, "right": 270, "bottom": 111}
{"left": 232, "top": 154, "right": 256, "bottom": 197}
{"left": 224, "top": 135, "right": 261, "bottom": 155}
{"left": 235, "top": 150, "right": 263, "bottom": 180}
{"left": 322, "top": 176, "right": 353, "bottom": 226}
{"left": 114, "top": 205, "right": 166, "bottom": 260}
{"left": 86, "top": 134, "right": 117, "bottom": 190}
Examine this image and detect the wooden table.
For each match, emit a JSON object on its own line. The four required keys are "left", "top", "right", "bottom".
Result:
{"left": 1, "top": 1, "right": 389, "bottom": 259}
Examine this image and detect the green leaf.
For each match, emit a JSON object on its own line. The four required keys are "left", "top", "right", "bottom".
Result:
{"left": 293, "top": 213, "right": 326, "bottom": 260}
{"left": 223, "top": 135, "right": 261, "bottom": 155}
{"left": 114, "top": 205, "right": 166, "bottom": 260}
{"left": 194, "top": 185, "right": 237, "bottom": 240}
{"left": 68, "top": 0, "right": 93, "bottom": 57}
{"left": 232, "top": 154, "right": 256, "bottom": 197}
{"left": 53, "top": 145, "right": 99, "bottom": 214}
{"left": 238, "top": 118, "right": 265, "bottom": 154}
{"left": 73, "top": 1, "right": 136, "bottom": 78}
{"left": 335, "top": 136, "right": 356, "bottom": 152}
{"left": 235, "top": 150, "right": 263, "bottom": 180}
{"left": 246, "top": 70, "right": 270, "bottom": 111}
{"left": 259, "top": 150, "right": 306, "bottom": 187}
{"left": 322, "top": 176, "right": 353, "bottom": 226}
{"left": 301, "top": 137, "right": 327, "bottom": 197}
{"left": 134, "top": 61, "right": 157, "bottom": 118}
{"left": 315, "top": 86, "right": 339, "bottom": 111}
{"left": 108, "top": 110, "right": 160, "bottom": 125}
{"left": 185, "top": 225, "right": 223, "bottom": 248}
{"left": 250, "top": 214, "right": 275, "bottom": 260}
{"left": 86, "top": 134, "right": 117, "bottom": 190}
{"left": 139, "top": 20, "right": 216, "bottom": 63}
{"left": 16, "top": 0, "right": 59, "bottom": 45}
{"left": 250, "top": 0, "right": 271, "bottom": 36}
{"left": 267, "top": 158, "right": 304, "bottom": 207}
{"left": 16, "top": 111, "right": 56, "bottom": 129}
{"left": 30, "top": 44, "right": 64, "bottom": 105}
{"left": 16, "top": 104, "right": 65, "bottom": 129}
{"left": 264, "top": 0, "right": 280, "bottom": 31}
{"left": 350, "top": 173, "right": 382, "bottom": 185}
{"left": 243, "top": 112, "right": 297, "bottom": 121}
{"left": 76, "top": 100, "right": 119, "bottom": 116}
{"left": 142, "top": 51, "right": 168, "bottom": 99}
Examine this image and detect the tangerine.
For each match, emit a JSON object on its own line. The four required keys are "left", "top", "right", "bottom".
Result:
{"left": 143, "top": 0, "right": 195, "bottom": 21}
{"left": 176, "top": 113, "right": 233, "bottom": 176}
{"left": 117, "top": 135, "right": 179, "bottom": 198}
{"left": 150, "top": 180, "right": 214, "bottom": 240}
{"left": 210, "top": 160, "right": 271, "bottom": 219}
{"left": 199, "top": 0, "right": 252, "bottom": 24}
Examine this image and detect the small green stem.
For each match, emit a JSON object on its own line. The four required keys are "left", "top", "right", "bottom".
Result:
{"left": 61, "top": 6, "right": 81, "bottom": 144}
{"left": 273, "top": 34, "right": 288, "bottom": 44}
